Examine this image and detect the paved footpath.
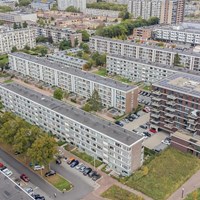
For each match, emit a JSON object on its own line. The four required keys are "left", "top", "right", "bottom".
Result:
{"left": 60, "top": 145, "right": 153, "bottom": 200}
{"left": 168, "top": 170, "right": 200, "bottom": 200}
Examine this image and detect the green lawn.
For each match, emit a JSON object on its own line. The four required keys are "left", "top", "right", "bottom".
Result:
{"left": 126, "top": 148, "right": 200, "bottom": 200}
{"left": 71, "top": 149, "right": 102, "bottom": 167}
{"left": 3, "top": 79, "right": 13, "bottom": 83}
{"left": 185, "top": 189, "right": 200, "bottom": 200}
{"left": 46, "top": 174, "right": 72, "bottom": 191}
{"left": 101, "top": 185, "right": 144, "bottom": 200}
{"left": 115, "top": 75, "right": 132, "bottom": 84}
{"left": 57, "top": 140, "right": 67, "bottom": 146}
{"left": 94, "top": 68, "right": 107, "bottom": 76}
{"left": 142, "top": 85, "right": 152, "bottom": 91}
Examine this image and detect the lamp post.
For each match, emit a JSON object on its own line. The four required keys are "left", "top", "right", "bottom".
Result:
{"left": 181, "top": 188, "right": 184, "bottom": 198}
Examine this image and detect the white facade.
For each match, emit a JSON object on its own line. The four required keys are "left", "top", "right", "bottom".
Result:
{"left": 0, "top": 28, "right": 36, "bottom": 53}
{"left": 9, "top": 52, "right": 138, "bottom": 114}
{"left": 57, "top": 0, "right": 86, "bottom": 12}
{"left": 85, "top": 8, "right": 120, "bottom": 18}
{"left": 107, "top": 54, "right": 177, "bottom": 83}
{"left": 0, "top": 82, "right": 144, "bottom": 176}
{"left": 0, "top": 12, "right": 37, "bottom": 23}
{"left": 90, "top": 36, "right": 200, "bottom": 72}
{"left": 153, "top": 23, "right": 200, "bottom": 45}
{"left": 128, "top": 0, "right": 162, "bottom": 20}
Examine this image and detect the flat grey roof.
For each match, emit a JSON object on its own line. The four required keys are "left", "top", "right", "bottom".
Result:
{"left": 10, "top": 52, "right": 136, "bottom": 92}
{"left": 108, "top": 54, "right": 200, "bottom": 76}
{"left": 0, "top": 171, "right": 33, "bottom": 200}
{"left": 153, "top": 73, "right": 200, "bottom": 98}
{"left": 1, "top": 83, "right": 142, "bottom": 146}
{"left": 91, "top": 36, "right": 200, "bottom": 57}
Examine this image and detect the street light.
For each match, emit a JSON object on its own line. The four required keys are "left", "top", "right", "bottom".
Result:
{"left": 182, "top": 188, "right": 184, "bottom": 198}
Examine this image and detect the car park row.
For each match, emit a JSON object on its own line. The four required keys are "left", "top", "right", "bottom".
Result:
{"left": 56, "top": 157, "right": 101, "bottom": 181}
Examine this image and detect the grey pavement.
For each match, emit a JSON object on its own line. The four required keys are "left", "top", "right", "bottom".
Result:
{"left": 0, "top": 148, "right": 93, "bottom": 200}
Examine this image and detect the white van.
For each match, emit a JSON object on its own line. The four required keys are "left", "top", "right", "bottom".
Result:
{"left": 33, "top": 165, "right": 44, "bottom": 171}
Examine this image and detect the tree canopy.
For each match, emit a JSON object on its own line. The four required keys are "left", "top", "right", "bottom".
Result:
{"left": 53, "top": 88, "right": 64, "bottom": 100}
{"left": 87, "top": 2, "right": 127, "bottom": 11}
{"left": 66, "top": 6, "right": 80, "bottom": 12}
{"left": 59, "top": 40, "right": 71, "bottom": 50}
{"left": 95, "top": 17, "right": 159, "bottom": 38}
{"left": 77, "top": 30, "right": 90, "bottom": 42}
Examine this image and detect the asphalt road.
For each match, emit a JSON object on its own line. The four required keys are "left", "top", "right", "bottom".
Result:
{"left": 0, "top": 148, "right": 93, "bottom": 200}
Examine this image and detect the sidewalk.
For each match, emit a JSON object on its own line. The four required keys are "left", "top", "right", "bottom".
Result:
{"left": 168, "top": 170, "right": 200, "bottom": 200}
{"left": 59, "top": 145, "right": 153, "bottom": 200}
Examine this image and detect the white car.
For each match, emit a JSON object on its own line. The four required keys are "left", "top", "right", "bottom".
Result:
{"left": 24, "top": 187, "right": 34, "bottom": 195}
{"left": 33, "top": 165, "right": 44, "bottom": 171}
{"left": 75, "top": 163, "right": 83, "bottom": 170}
{"left": 2, "top": 168, "right": 13, "bottom": 177}
{"left": 161, "top": 139, "right": 171, "bottom": 145}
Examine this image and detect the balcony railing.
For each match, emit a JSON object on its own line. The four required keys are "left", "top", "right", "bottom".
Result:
{"left": 167, "top": 95, "right": 176, "bottom": 100}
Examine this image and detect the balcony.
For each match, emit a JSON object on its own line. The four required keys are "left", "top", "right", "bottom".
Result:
{"left": 164, "top": 118, "right": 174, "bottom": 124}
{"left": 165, "top": 113, "right": 175, "bottom": 118}
{"left": 151, "top": 108, "right": 160, "bottom": 113}
{"left": 167, "top": 95, "right": 176, "bottom": 100}
{"left": 186, "top": 126, "right": 196, "bottom": 132}
{"left": 164, "top": 124, "right": 173, "bottom": 129}
{"left": 151, "top": 102, "right": 160, "bottom": 108}
{"left": 151, "top": 113, "right": 160, "bottom": 119}
{"left": 188, "top": 119, "right": 198, "bottom": 126}
{"left": 166, "top": 101, "right": 176, "bottom": 106}
{"left": 152, "top": 97, "right": 161, "bottom": 102}
{"left": 152, "top": 91, "right": 161, "bottom": 96}
{"left": 150, "top": 119, "right": 159, "bottom": 124}
{"left": 165, "top": 107, "right": 175, "bottom": 112}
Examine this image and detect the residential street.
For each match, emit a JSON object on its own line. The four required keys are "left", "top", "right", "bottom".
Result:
{"left": 0, "top": 148, "right": 93, "bottom": 200}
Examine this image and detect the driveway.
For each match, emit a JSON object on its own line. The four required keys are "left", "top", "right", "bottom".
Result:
{"left": 0, "top": 148, "right": 93, "bottom": 200}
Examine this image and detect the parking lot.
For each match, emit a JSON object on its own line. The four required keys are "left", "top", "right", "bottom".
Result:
{"left": 0, "top": 157, "right": 51, "bottom": 200}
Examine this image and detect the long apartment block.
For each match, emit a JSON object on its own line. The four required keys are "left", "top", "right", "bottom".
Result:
{"left": 107, "top": 54, "right": 177, "bottom": 83}
{"left": 47, "top": 52, "right": 87, "bottom": 69}
{"left": 153, "top": 23, "right": 200, "bottom": 45}
{"left": 0, "top": 82, "right": 144, "bottom": 176}
{"left": 9, "top": 52, "right": 138, "bottom": 114}
{"left": 0, "top": 28, "right": 36, "bottom": 53}
{"left": 150, "top": 73, "right": 200, "bottom": 135}
{"left": 90, "top": 36, "right": 200, "bottom": 71}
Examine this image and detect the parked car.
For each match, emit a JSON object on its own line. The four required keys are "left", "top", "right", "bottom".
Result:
{"left": 20, "top": 174, "right": 30, "bottom": 182}
{"left": 67, "top": 157, "right": 75, "bottom": 165}
{"left": 149, "top": 128, "right": 157, "bottom": 133}
{"left": 79, "top": 165, "right": 86, "bottom": 172}
{"left": 128, "top": 117, "right": 134, "bottom": 122}
{"left": 75, "top": 163, "right": 83, "bottom": 170}
{"left": 56, "top": 159, "right": 62, "bottom": 165}
{"left": 92, "top": 174, "right": 101, "bottom": 181}
{"left": 0, "top": 166, "right": 7, "bottom": 171}
{"left": 83, "top": 167, "right": 92, "bottom": 176}
{"left": 32, "top": 194, "right": 45, "bottom": 200}
{"left": 70, "top": 160, "right": 79, "bottom": 168}
{"left": 45, "top": 170, "right": 56, "bottom": 177}
{"left": 0, "top": 162, "right": 4, "bottom": 169}
{"left": 131, "top": 114, "right": 138, "bottom": 119}
{"left": 115, "top": 121, "right": 124, "bottom": 127}
{"left": 24, "top": 187, "right": 33, "bottom": 195}
{"left": 140, "top": 124, "right": 148, "bottom": 129}
{"left": 143, "top": 132, "right": 151, "bottom": 137}
{"left": 162, "top": 137, "right": 171, "bottom": 145}
{"left": 88, "top": 170, "right": 97, "bottom": 178}
{"left": 34, "top": 165, "right": 44, "bottom": 171}
{"left": 143, "top": 107, "right": 150, "bottom": 113}
{"left": 2, "top": 168, "right": 13, "bottom": 177}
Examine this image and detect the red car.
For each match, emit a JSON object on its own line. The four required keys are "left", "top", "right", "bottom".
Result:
{"left": 20, "top": 174, "right": 30, "bottom": 182}
{"left": 0, "top": 162, "right": 4, "bottom": 168}
{"left": 149, "top": 129, "right": 157, "bottom": 133}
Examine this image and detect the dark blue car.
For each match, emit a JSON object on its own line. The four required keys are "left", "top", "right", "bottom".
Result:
{"left": 70, "top": 160, "right": 79, "bottom": 168}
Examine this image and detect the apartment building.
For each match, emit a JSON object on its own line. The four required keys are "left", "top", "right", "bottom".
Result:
{"left": 57, "top": 0, "right": 86, "bottom": 12}
{"left": 9, "top": 52, "right": 138, "bottom": 114}
{"left": 85, "top": 8, "right": 120, "bottom": 18}
{"left": 153, "top": 23, "right": 200, "bottom": 45}
{"left": 31, "top": 0, "right": 55, "bottom": 11}
{"left": 0, "top": 82, "right": 144, "bottom": 176}
{"left": 150, "top": 73, "right": 200, "bottom": 136}
{"left": 133, "top": 26, "right": 153, "bottom": 40}
{"left": 0, "top": 12, "right": 37, "bottom": 23}
{"left": 47, "top": 52, "right": 87, "bottom": 69}
{"left": 128, "top": 0, "right": 162, "bottom": 20}
{"left": 0, "top": 28, "right": 36, "bottom": 53}
{"left": 107, "top": 54, "right": 178, "bottom": 83}
{"left": 90, "top": 36, "right": 200, "bottom": 71}
{"left": 36, "top": 27, "right": 82, "bottom": 47}
{"left": 160, "top": 0, "right": 185, "bottom": 24}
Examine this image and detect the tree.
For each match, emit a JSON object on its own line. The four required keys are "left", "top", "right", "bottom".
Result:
{"left": 174, "top": 53, "right": 181, "bottom": 66}
{"left": 147, "top": 17, "right": 159, "bottom": 25}
{"left": 65, "top": 6, "right": 80, "bottom": 13}
{"left": 83, "top": 63, "right": 91, "bottom": 71}
{"left": 36, "top": 36, "right": 48, "bottom": 43}
{"left": 53, "top": 88, "right": 64, "bottom": 100}
{"left": 74, "top": 38, "right": 79, "bottom": 47}
{"left": 77, "top": 30, "right": 90, "bottom": 42}
{"left": 192, "top": 190, "right": 198, "bottom": 200}
{"left": 11, "top": 46, "right": 17, "bottom": 52}
{"left": 24, "top": 45, "right": 30, "bottom": 50}
{"left": 81, "top": 43, "right": 90, "bottom": 53}
{"left": 22, "top": 21, "right": 28, "bottom": 28}
{"left": 88, "top": 89, "right": 102, "bottom": 112}
{"left": 13, "top": 22, "right": 18, "bottom": 29}
{"left": 18, "top": 0, "right": 31, "bottom": 7}
{"left": 27, "top": 135, "right": 57, "bottom": 167}
{"left": 82, "top": 103, "right": 92, "bottom": 112}
{"left": 59, "top": 40, "right": 71, "bottom": 50}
